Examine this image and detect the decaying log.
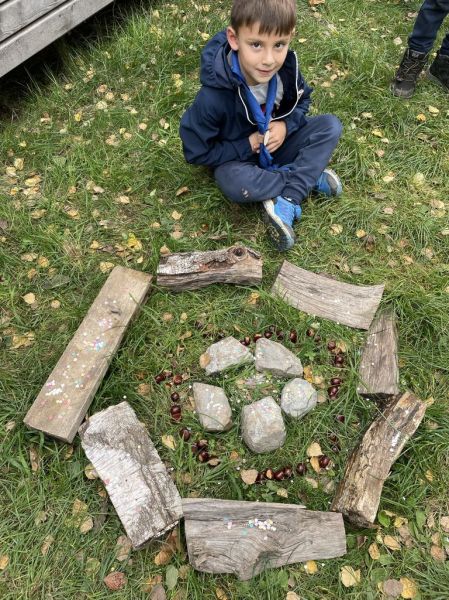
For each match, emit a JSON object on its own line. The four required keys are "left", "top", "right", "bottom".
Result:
{"left": 331, "top": 391, "right": 426, "bottom": 528}
{"left": 79, "top": 402, "right": 183, "bottom": 548}
{"left": 156, "top": 246, "right": 262, "bottom": 291}
{"left": 357, "top": 310, "right": 400, "bottom": 398}
{"left": 271, "top": 261, "right": 384, "bottom": 330}
{"left": 183, "top": 498, "right": 346, "bottom": 580}
{"left": 24, "top": 266, "right": 152, "bottom": 443}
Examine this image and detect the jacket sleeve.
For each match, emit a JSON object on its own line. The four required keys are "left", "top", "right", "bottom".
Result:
{"left": 179, "top": 89, "right": 254, "bottom": 168}
{"left": 282, "top": 74, "right": 313, "bottom": 136}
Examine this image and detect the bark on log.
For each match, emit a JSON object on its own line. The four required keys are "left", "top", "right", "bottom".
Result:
{"left": 156, "top": 246, "right": 262, "bottom": 291}
{"left": 79, "top": 402, "right": 183, "bottom": 548}
{"left": 183, "top": 498, "right": 346, "bottom": 580}
{"left": 271, "top": 261, "right": 384, "bottom": 329}
{"left": 357, "top": 310, "right": 400, "bottom": 398}
{"left": 331, "top": 391, "right": 426, "bottom": 528}
{"left": 24, "top": 266, "right": 151, "bottom": 443}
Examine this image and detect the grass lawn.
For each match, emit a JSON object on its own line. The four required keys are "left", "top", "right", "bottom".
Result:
{"left": 1, "top": 0, "right": 449, "bottom": 597}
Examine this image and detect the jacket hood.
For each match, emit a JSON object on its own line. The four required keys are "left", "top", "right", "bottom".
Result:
{"left": 200, "top": 30, "right": 236, "bottom": 89}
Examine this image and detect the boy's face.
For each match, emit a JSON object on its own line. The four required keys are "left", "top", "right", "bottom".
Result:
{"left": 227, "top": 23, "right": 293, "bottom": 86}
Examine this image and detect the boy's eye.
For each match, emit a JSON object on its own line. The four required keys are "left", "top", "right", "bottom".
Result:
{"left": 251, "top": 42, "right": 262, "bottom": 49}
{"left": 275, "top": 42, "right": 286, "bottom": 49}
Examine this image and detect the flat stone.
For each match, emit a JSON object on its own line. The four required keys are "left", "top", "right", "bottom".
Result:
{"left": 192, "top": 383, "right": 232, "bottom": 432}
{"left": 241, "top": 396, "right": 286, "bottom": 453}
{"left": 281, "top": 378, "right": 317, "bottom": 418}
{"left": 255, "top": 338, "right": 303, "bottom": 378}
{"left": 200, "top": 336, "right": 253, "bottom": 375}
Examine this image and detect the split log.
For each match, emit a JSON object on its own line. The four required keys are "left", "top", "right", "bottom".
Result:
{"left": 183, "top": 498, "right": 346, "bottom": 580}
{"left": 331, "top": 391, "right": 426, "bottom": 528}
{"left": 79, "top": 402, "right": 183, "bottom": 548}
{"left": 24, "top": 267, "right": 151, "bottom": 443}
{"left": 271, "top": 261, "right": 384, "bottom": 330}
{"left": 156, "top": 246, "right": 262, "bottom": 291}
{"left": 357, "top": 310, "right": 400, "bottom": 398}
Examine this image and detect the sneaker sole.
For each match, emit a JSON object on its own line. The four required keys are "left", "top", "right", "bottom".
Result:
{"left": 262, "top": 200, "right": 296, "bottom": 252}
{"left": 427, "top": 70, "right": 449, "bottom": 92}
{"left": 390, "top": 82, "right": 415, "bottom": 98}
{"left": 322, "top": 168, "right": 343, "bottom": 197}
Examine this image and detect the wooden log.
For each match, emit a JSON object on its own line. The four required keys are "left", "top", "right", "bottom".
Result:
{"left": 183, "top": 498, "right": 346, "bottom": 580}
{"left": 331, "top": 391, "right": 426, "bottom": 528}
{"left": 0, "top": 0, "right": 67, "bottom": 42}
{"left": 156, "top": 246, "right": 262, "bottom": 291}
{"left": 357, "top": 310, "right": 400, "bottom": 398}
{"left": 271, "top": 261, "right": 384, "bottom": 330}
{"left": 79, "top": 402, "right": 183, "bottom": 548}
{"left": 23, "top": 266, "right": 151, "bottom": 443}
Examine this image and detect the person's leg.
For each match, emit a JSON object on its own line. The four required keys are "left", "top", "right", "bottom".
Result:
{"left": 214, "top": 160, "right": 289, "bottom": 204}
{"left": 408, "top": 0, "right": 449, "bottom": 54}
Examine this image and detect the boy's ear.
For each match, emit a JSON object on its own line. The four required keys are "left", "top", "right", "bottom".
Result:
{"left": 226, "top": 26, "right": 239, "bottom": 51}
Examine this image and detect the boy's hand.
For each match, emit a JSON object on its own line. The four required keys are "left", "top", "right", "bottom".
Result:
{"left": 249, "top": 131, "right": 264, "bottom": 153}
{"left": 266, "top": 120, "right": 287, "bottom": 153}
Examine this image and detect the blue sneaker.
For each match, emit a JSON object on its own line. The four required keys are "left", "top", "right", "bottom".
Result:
{"left": 314, "top": 168, "right": 342, "bottom": 197}
{"left": 262, "top": 196, "right": 298, "bottom": 251}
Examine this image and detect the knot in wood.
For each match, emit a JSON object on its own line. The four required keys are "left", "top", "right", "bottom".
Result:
{"left": 232, "top": 247, "right": 245, "bottom": 258}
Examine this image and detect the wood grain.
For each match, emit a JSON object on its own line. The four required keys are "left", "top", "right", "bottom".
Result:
{"left": 331, "top": 391, "right": 426, "bottom": 527}
{"left": 271, "top": 261, "right": 384, "bottom": 330}
{"left": 357, "top": 310, "right": 400, "bottom": 398}
{"left": 183, "top": 498, "right": 346, "bottom": 580}
{"left": 79, "top": 402, "right": 183, "bottom": 548}
{"left": 24, "top": 266, "right": 151, "bottom": 443}
{"left": 0, "top": 0, "right": 67, "bottom": 42}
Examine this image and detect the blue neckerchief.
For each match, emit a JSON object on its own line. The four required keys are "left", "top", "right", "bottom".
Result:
{"left": 231, "top": 50, "right": 282, "bottom": 171}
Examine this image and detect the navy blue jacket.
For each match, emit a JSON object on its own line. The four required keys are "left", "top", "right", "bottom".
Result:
{"left": 179, "top": 30, "right": 313, "bottom": 168}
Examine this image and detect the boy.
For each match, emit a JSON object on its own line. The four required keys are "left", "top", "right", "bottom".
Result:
{"left": 391, "top": 0, "right": 449, "bottom": 98}
{"left": 179, "top": 0, "right": 343, "bottom": 251}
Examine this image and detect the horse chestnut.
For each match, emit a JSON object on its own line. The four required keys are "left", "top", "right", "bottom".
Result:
{"left": 295, "top": 462, "right": 307, "bottom": 476}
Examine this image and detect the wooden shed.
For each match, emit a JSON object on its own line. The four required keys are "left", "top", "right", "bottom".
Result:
{"left": 0, "top": 0, "right": 116, "bottom": 78}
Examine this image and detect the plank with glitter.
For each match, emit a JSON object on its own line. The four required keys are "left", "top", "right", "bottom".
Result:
{"left": 23, "top": 266, "right": 152, "bottom": 443}
{"left": 183, "top": 498, "right": 346, "bottom": 580}
{"left": 79, "top": 402, "right": 183, "bottom": 547}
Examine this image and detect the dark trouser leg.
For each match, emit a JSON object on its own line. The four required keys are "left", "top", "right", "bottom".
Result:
{"left": 214, "top": 114, "right": 342, "bottom": 205}
{"left": 408, "top": 0, "right": 449, "bottom": 54}
{"left": 440, "top": 31, "right": 449, "bottom": 55}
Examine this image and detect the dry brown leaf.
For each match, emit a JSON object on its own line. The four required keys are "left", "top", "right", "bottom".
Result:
{"left": 330, "top": 223, "right": 343, "bottom": 235}
{"left": 154, "top": 548, "right": 174, "bottom": 566}
{"left": 384, "top": 535, "right": 401, "bottom": 551}
{"left": 310, "top": 456, "right": 321, "bottom": 473}
{"left": 79, "top": 516, "right": 94, "bottom": 534}
{"left": 430, "top": 545, "right": 446, "bottom": 562}
{"left": 340, "top": 565, "right": 361, "bottom": 587}
{"left": 104, "top": 572, "right": 127, "bottom": 591}
{"left": 277, "top": 488, "right": 288, "bottom": 498}
{"left": 160, "top": 245, "right": 171, "bottom": 255}
{"left": 305, "top": 476, "right": 318, "bottom": 488}
{"left": 304, "top": 560, "right": 318, "bottom": 574}
{"left": 162, "top": 435, "right": 177, "bottom": 451}
{"left": 286, "top": 593, "right": 301, "bottom": 600}
{"left": 0, "top": 555, "right": 9, "bottom": 570}
{"left": 215, "top": 588, "right": 229, "bottom": 600}
{"left": 399, "top": 577, "right": 418, "bottom": 598}
{"left": 11, "top": 331, "right": 35, "bottom": 349}
{"left": 23, "top": 293, "right": 36, "bottom": 305}
{"left": 137, "top": 383, "right": 151, "bottom": 396}
{"left": 383, "top": 579, "right": 403, "bottom": 598}
{"left": 199, "top": 352, "right": 211, "bottom": 369}
{"left": 440, "top": 516, "right": 449, "bottom": 532}
{"left": 84, "top": 464, "right": 98, "bottom": 480}
{"left": 162, "top": 312, "right": 173, "bottom": 322}
{"left": 99, "top": 261, "right": 115, "bottom": 273}
{"left": 116, "top": 535, "right": 132, "bottom": 561}
{"left": 229, "top": 450, "right": 240, "bottom": 461}
{"left": 41, "top": 534, "right": 55, "bottom": 556}
{"left": 240, "top": 469, "right": 258, "bottom": 485}
{"left": 306, "top": 442, "right": 322, "bottom": 457}
{"left": 171, "top": 210, "right": 182, "bottom": 220}
{"left": 303, "top": 365, "right": 313, "bottom": 383}
{"left": 29, "top": 446, "right": 40, "bottom": 472}
{"left": 368, "top": 542, "right": 380, "bottom": 560}
{"left": 176, "top": 186, "right": 189, "bottom": 196}
{"left": 247, "top": 291, "right": 260, "bottom": 305}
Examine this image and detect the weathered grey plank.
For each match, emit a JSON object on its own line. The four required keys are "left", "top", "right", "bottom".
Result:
{"left": 271, "top": 261, "right": 384, "bottom": 330}
{"left": 0, "top": 0, "right": 67, "bottom": 42}
{"left": 0, "top": 0, "right": 115, "bottom": 78}
{"left": 156, "top": 246, "right": 262, "bottom": 292}
{"left": 357, "top": 310, "right": 400, "bottom": 398}
{"left": 183, "top": 498, "right": 346, "bottom": 580}
{"left": 80, "top": 402, "right": 183, "bottom": 548}
{"left": 23, "top": 266, "right": 151, "bottom": 443}
{"left": 331, "top": 391, "right": 426, "bottom": 528}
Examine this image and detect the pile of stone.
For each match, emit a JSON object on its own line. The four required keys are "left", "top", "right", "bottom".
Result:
{"left": 195, "top": 336, "right": 317, "bottom": 453}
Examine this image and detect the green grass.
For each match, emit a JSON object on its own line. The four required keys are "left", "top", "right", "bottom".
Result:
{"left": 1, "top": 0, "right": 449, "bottom": 597}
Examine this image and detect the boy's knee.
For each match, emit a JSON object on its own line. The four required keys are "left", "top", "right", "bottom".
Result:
{"left": 215, "top": 163, "right": 249, "bottom": 202}
{"left": 323, "top": 114, "right": 343, "bottom": 140}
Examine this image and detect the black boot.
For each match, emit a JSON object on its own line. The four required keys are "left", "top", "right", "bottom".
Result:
{"left": 391, "top": 48, "right": 428, "bottom": 98}
{"left": 428, "top": 51, "right": 449, "bottom": 91}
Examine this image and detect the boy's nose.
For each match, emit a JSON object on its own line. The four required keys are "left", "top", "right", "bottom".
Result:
{"left": 262, "top": 52, "right": 275, "bottom": 66}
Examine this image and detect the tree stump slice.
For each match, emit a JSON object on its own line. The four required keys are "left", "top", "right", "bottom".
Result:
{"left": 156, "top": 246, "right": 262, "bottom": 291}
{"left": 183, "top": 498, "right": 346, "bottom": 580}
{"left": 271, "top": 261, "right": 384, "bottom": 329}
{"left": 357, "top": 310, "right": 400, "bottom": 398}
{"left": 79, "top": 402, "right": 183, "bottom": 548}
{"left": 24, "top": 266, "right": 151, "bottom": 442}
{"left": 331, "top": 391, "right": 426, "bottom": 528}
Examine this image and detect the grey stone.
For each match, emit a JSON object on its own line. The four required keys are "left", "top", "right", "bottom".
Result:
{"left": 200, "top": 336, "right": 253, "bottom": 375}
{"left": 243, "top": 373, "right": 269, "bottom": 388}
{"left": 192, "top": 383, "right": 232, "bottom": 432}
{"left": 255, "top": 338, "right": 303, "bottom": 378}
{"left": 281, "top": 378, "right": 317, "bottom": 418}
{"left": 241, "top": 396, "right": 286, "bottom": 453}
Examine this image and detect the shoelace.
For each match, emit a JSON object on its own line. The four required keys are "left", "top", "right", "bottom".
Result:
{"left": 396, "top": 52, "right": 427, "bottom": 82}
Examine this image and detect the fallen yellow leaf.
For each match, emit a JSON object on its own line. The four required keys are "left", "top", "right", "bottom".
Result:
{"left": 400, "top": 577, "right": 418, "bottom": 598}
{"left": 306, "top": 442, "right": 322, "bottom": 457}
{"left": 22, "top": 292, "right": 36, "bottom": 305}
{"left": 368, "top": 542, "right": 380, "bottom": 560}
{"left": 305, "top": 560, "right": 318, "bottom": 574}
{"left": 340, "top": 565, "right": 361, "bottom": 587}
{"left": 162, "top": 435, "right": 177, "bottom": 450}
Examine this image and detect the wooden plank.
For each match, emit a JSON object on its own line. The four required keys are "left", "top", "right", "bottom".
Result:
{"left": 271, "top": 261, "right": 384, "bottom": 330}
{"left": 0, "top": 0, "right": 67, "bottom": 42}
{"left": 79, "top": 402, "right": 183, "bottom": 548}
{"left": 183, "top": 498, "right": 346, "bottom": 580}
{"left": 331, "top": 391, "right": 426, "bottom": 528}
{"left": 0, "top": 0, "right": 115, "bottom": 78}
{"left": 156, "top": 246, "right": 262, "bottom": 292}
{"left": 357, "top": 310, "right": 400, "bottom": 398}
{"left": 23, "top": 267, "right": 151, "bottom": 443}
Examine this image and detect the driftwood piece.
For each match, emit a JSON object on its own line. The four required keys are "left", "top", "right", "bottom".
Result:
{"left": 357, "top": 310, "right": 400, "bottom": 398}
{"left": 79, "top": 402, "right": 183, "bottom": 548}
{"left": 331, "top": 391, "right": 426, "bottom": 528}
{"left": 183, "top": 498, "right": 346, "bottom": 580}
{"left": 156, "top": 246, "right": 262, "bottom": 291}
{"left": 271, "top": 261, "right": 384, "bottom": 330}
{"left": 24, "top": 267, "right": 151, "bottom": 443}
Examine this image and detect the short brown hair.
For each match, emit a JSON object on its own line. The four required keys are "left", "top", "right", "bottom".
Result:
{"left": 230, "top": 0, "right": 296, "bottom": 36}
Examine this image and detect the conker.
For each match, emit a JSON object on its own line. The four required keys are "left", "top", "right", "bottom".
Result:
{"left": 197, "top": 450, "right": 210, "bottom": 463}
{"left": 289, "top": 329, "right": 297, "bottom": 343}
{"left": 331, "top": 444, "right": 341, "bottom": 453}
{"left": 327, "top": 340, "right": 337, "bottom": 351}
{"left": 328, "top": 433, "right": 339, "bottom": 443}
{"left": 155, "top": 373, "right": 165, "bottom": 384}
{"left": 241, "top": 336, "right": 251, "bottom": 346}
{"left": 196, "top": 439, "right": 208, "bottom": 450}
{"left": 306, "top": 328, "right": 315, "bottom": 338}
{"left": 164, "top": 370, "right": 173, "bottom": 378}
{"left": 253, "top": 333, "right": 263, "bottom": 342}
{"left": 276, "top": 330, "right": 285, "bottom": 340}
{"left": 264, "top": 330, "right": 273, "bottom": 339}
{"left": 334, "top": 355, "right": 345, "bottom": 367}
{"left": 314, "top": 335, "right": 322, "bottom": 343}
{"left": 330, "top": 377, "right": 342, "bottom": 386}
{"left": 318, "top": 455, "right": 331, "bottom": 469}
{"left": 264, "top": 468, "right": 274, "bottom": 480}
{"left": 255, "top": 471, "right": 265, "bottom": 483}
{"left": 283, "top": 466, "right": 293, "bottom": 478}
{"left": 173, "top": 374, "right": 183, "bottom": 385}
{"left": 179, "top": 428, "right": 191, "bottom": 441}
{"left": 170, "top": 404, "right": 181, "bottom": 414}
{"left": 273, "top": 469, "right": 285, "bottom": 481}
{"left": 336, "top": 414, "right": 346, "bottom": 423}
{"left": 328, "top": 385, "right": 339, "bottom": 397}
{"left": 295, "top": 462, "right": 307, "bottom": 476}
{"left": 170, "top": 392, "right": 180, "bottom": 402}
